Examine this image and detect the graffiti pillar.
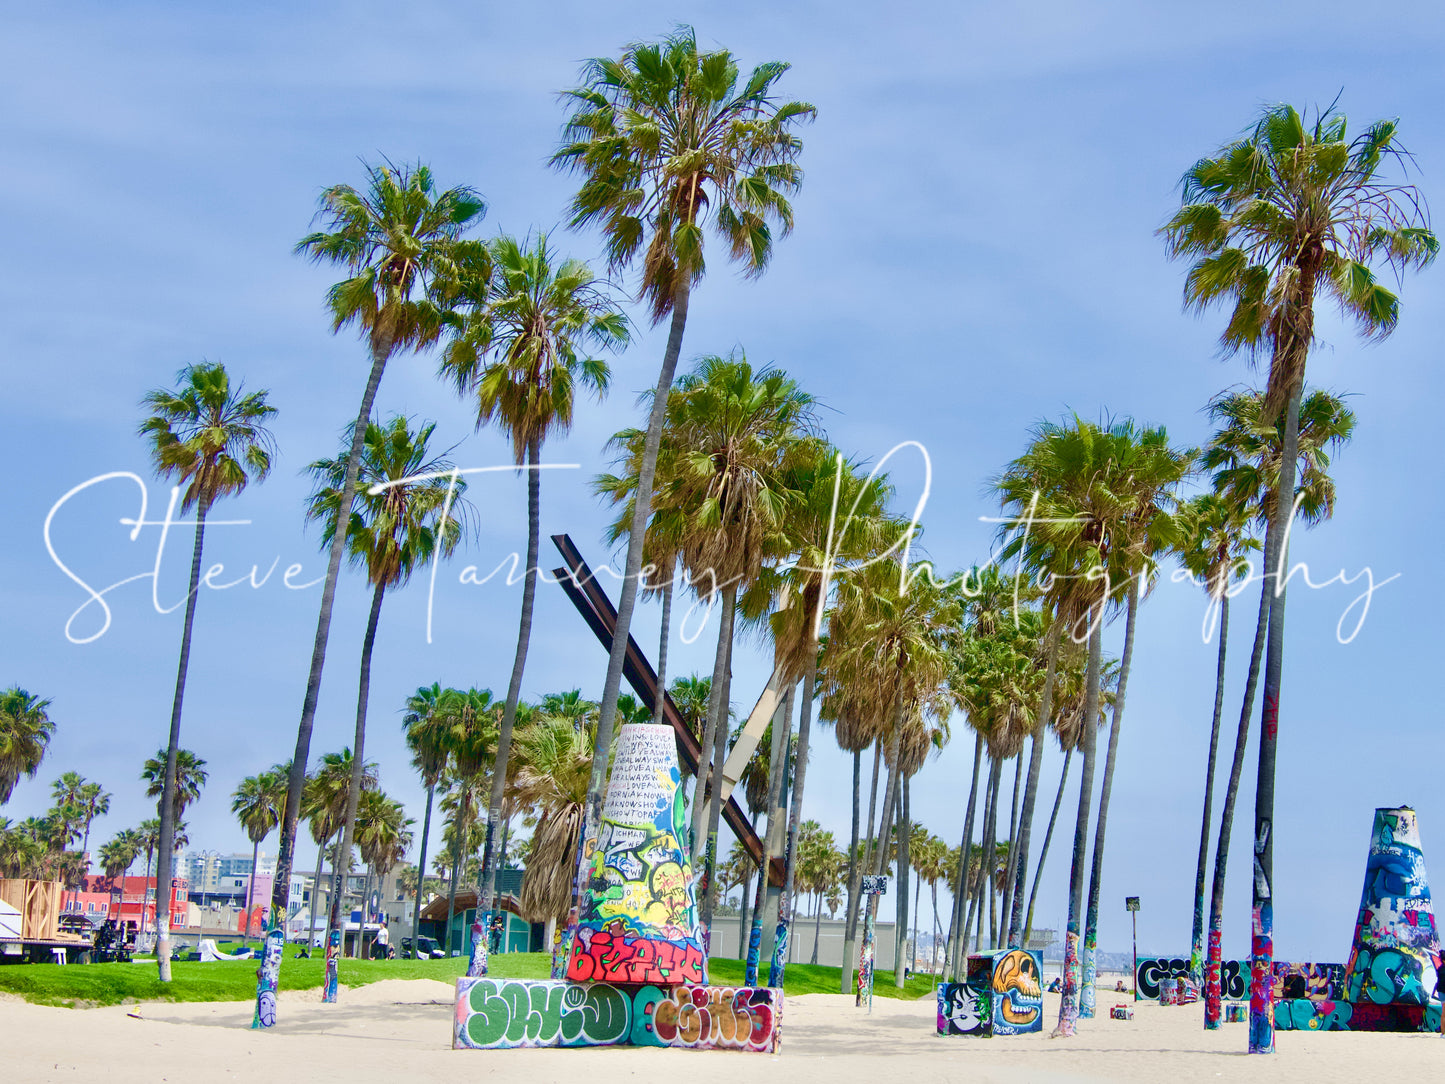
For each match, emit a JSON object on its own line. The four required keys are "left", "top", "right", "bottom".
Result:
{"left": 855, "top": 875, "right": 887, "bottom": 1011}
{"left": 564, "top": 724, "right": 707, "bottom": 986}
{"left": 1341, "top": 807, "right": 1440, "bottom": 1028}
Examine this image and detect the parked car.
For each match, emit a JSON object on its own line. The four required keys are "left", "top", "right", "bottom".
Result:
{"left": 400, "top": 935, "right": 445, "bottom": 959}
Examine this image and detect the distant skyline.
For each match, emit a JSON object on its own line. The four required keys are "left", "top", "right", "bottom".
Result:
{"left": 4, "top": 2, "right": 1444, "bottom": 962}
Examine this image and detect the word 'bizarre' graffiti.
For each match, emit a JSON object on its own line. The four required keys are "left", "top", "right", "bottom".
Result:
{"left": 453, "top": 978, "right": 781, "bottom": 1052}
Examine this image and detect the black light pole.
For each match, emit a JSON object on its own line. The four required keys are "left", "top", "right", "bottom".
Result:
{"left": 1125, "top": 896, "right": 1140, "bottom": 1002}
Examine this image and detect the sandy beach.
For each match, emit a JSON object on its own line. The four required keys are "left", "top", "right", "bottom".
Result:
{"left": 4, "top": 980, "right": 1442, "bottom": 1084}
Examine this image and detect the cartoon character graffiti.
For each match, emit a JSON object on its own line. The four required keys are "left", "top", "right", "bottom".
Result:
{"left": 936, "top": 982, "right": 986, "bottom": 1036}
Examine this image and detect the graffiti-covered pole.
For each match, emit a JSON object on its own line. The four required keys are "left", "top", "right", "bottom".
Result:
{"left": 856, "top": 875, "right": 888, "bottom": 1012}
{"left": 1126, "top": 896, "right": 1140, "bottom": 1003}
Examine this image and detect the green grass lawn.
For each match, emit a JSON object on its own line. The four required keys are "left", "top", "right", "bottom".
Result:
{"left": 0, "top": 951, "right": 932, "bottom": 1008}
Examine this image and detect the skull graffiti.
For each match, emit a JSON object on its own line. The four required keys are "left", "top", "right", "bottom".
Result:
{"left": 992, "top": 950, "right": 1043, "bottom": 1026}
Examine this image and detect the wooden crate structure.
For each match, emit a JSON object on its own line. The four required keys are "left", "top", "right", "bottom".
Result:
{"left": 0, "top": 878, "right": 61, "bottom": 941}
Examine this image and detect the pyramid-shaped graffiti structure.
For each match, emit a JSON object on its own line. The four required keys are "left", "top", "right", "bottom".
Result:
{"left": 1343, "top": 807, "right": 1441, "bottom": 1011}
{"left": 563, "top": 723, "right": 708, "bottom": 986}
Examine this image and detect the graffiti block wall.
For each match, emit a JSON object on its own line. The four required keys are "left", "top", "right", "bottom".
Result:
{"left": 454, "top": 978, "right": 781, "bottom": 1052}
{"left": 937, "top": 950, "right": 1043, "bottom": 1037}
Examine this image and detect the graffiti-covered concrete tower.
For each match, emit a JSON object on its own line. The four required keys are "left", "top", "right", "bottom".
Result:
{"left": 1341, "top": 807, "right": 1441, "bottom": 1028}
{"left": 564, "top": 723, "right": 708, "bottom": 986}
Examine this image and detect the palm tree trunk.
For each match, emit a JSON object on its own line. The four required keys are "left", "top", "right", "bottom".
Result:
{"left": 840, "top": 747, "right": 863, "bottom": 994}
{"left": 998, "top": 752, "right": 1024, "bottom": 938}
{"left": 1052, "top": 619, "right": 1102, "bottom": 1038}
{"left": 747, "top": 685, "right": 791, "bottom": 986}
{"left": 141, "top": 846, "right": 154, "bottom": 943}
{"left": 310, "top": 833, "right": 328, "bottom": 951}
{"left": 1190, "top": 590, "right": 1229, "bottom": 985}
{"left": 873, "top": 713, "right": 903, "bottom": 879}
{"left": 1024, "top": 748, "right": 1071, "bottom": 944}
{"left": 811, "top": 892, "right": 824, "bottom": 965}
{"left": 930, "top": 879, "right": 940, "bottom": 974}
{"left": 324, "top": 581, "right": 386, "bottom": 1001}
{"left": 736, "top": 866, "right": 752, "bottom": 958}
{"left": 263, "top": 330, "right": 394, "bottom": 1026}
{"left": 690, "top": 584, "right": 732, "bottom": 862}
{"left": 1250, "top": 382, "right": 1302, "bottom": 1055}
{"left": 1006, "top": 621, "right": 1062, "bottom": 946}
{"left": 244, "top": 838, "right": 260, "bottom": 948}
{"left": 572, "top": 279, "right": 693, "bottom": 966}
{"left": 962, "top": 755, "right": 998, "bottom": 963}
{"left": 155, "top": 491, "right": 212, "bottom": 982}
{"left": 863, "top": 737, "right": 882, "bottom": 870}
{"left": 946, "top": 732, "right": 984, "bottom": 980}
{"left": 445, "top": 833, "right": 462, "bottom": 956}
{"left": 700, "top": 586, "right": 739, "bottom": 934}
{"left": 894, "top": 776, "right": 912, "bottom": 988}
{"left": 655, "top": 556, "right": 675, "bottom": 704}
{"left": 1205, "top": 574, "right": 1269, "bottom": 1028}
{"left": 475, "top": 434, "right": 543, "bottom": 978}
{"left": 987, "top": 778, "right": 999, "bottom": 948}
{"left": 772, "top": 642, "right": 820, "bottom": 987}
{"left": 411, "top": 782, "right": 435, "bottom": 954}
{"left": 1081, "top": 578, "right": 1140, "bottom": 1019}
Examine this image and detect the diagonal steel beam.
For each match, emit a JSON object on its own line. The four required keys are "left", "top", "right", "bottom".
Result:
{"left": 550, "top": 534, "right": 781, "bottom": 886}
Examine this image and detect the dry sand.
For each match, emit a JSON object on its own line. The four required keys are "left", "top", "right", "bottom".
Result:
{"left": 4, "top": 981, "right": 1442, "bottom": 1084}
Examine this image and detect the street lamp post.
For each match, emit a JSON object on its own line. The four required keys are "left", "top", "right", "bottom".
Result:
{"left": 1125, "top": 896, "right": 1140, "bottom": 1002}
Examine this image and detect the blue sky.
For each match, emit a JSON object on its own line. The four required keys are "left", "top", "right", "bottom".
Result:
{"left": 3, "top": 1, "right": 1443, "bottom": 962}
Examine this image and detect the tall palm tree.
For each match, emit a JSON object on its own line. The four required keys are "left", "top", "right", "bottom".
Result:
{"left": 512, "top": 713, "right": 609, "bottom": 931}
{"left": 552, "top": 30, "right": 815, "bottom": 901}
{"left": 305, "top": 414, "right": 467, "bottom": 976}
{"left": 663, "top": 354, "right": 819, "bottom": 930}
{"left": 997, "top": 416, "right": 1170, "bottom": 1035}
{"left": 435, "top": 687, "right": 497, "bottom": 954}
{"left": 1177, "top": 492, "right": 1256, "bottom": 989}
{"left": 1078, "top": 425, "right": 1192, "bottom": 1018}
{"left": 136, "top": 818, "right": 159, "bottom": 941}
{"left": 440, "top": 233, "right": 626, "bottom": 976}
{"left": 402, "top": 683, "right": 450, "bottom": 951}
{"left": 139, "top": 359, "right": 275, "bottom": 980}
{"left": 0, "top": 689, "right": 56, "bottom": 804}
{"left": 231, "top": 766, "right": 286, "bottom": 946}
{"left": 142, "top": 748, "right": 208, "bottom": 822}
{"left": 753, "top": 451, "right": 896, "bottom": 985}
{"left": 301, "top": 749, "right": 377, "bottom": 949}
{"left": 355, "top": 790, "right": 413, "bottom": 959}
{"left": 98, "top": 828, "right": 143, "bottom": 922}
{"left": 1194, "top": 387, "right": 1354, "bottom": 1027}
{"left": 1163, "top": 102, "right": 1435, "bottom": 1052}
{"left": 270, "top": 164, "right": 486, "bottom": 988}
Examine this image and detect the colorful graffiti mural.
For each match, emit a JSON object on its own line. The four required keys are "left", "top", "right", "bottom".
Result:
{"left": 1274, "top": 998, "right": 1442, "bottom": 1033}
{"left": 1224, "top": 1002, "right": 1247, "bottom": 1023}
{"left": 936, "top": 951, "right": 1042, "bottom": 1037}
{"left": 1110, "top": 1004, "right": 1133, "bottom": 1020}
{"left": 1136, "top": 956, "right": 1248, "bottom": 1001}
{"left": 322, "top": 927, "right": 340, "bottom": 1003}
{"left": 453, "top": 978, "right": 781, "bottom": 1052}
{"left": 1341, "top": 807, "right": 1441, "bottom": 1026}
{"left": 565, "top": 724, "right": 707, "bottom": 988}
{"left": 1271, "top": 962, "right": 1344, "bottom": 1002}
